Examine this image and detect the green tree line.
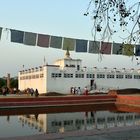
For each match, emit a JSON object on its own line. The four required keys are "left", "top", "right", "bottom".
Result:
{"left": 0, "top": 78, "right": 18, "bottom": 89}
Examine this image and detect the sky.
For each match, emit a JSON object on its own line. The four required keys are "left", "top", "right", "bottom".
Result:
{"left": 0, "top": 0, "right": 139, "bottom": 77}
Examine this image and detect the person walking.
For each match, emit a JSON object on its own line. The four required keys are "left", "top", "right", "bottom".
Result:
{"left": 35, "top": 89, "right": 39, "bottom": 97}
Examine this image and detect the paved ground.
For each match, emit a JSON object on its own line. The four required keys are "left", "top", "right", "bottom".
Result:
{"left": 1, "top": 125, "right": 140, "bottom": 140}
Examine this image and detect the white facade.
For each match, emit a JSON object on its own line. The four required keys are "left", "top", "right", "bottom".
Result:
{"left": 18, "top": 51, "right": 140, "bottom": 94}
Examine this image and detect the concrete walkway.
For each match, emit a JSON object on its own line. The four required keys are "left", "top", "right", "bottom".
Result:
{"left": 1, "top": 125, "right": 140, "bottom": 140}
{"left": 0, "top": 95, "right": 116, "bottom": 109}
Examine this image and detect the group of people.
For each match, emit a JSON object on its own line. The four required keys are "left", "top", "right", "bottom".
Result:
{"left": 70, "top": 86, "right": 89, "bottom": 95}
{"left": 70, "top": 87, "right": 81, "bottom": 95}
{"left": 26, "top": 88, "right": 39, "bottom": 97}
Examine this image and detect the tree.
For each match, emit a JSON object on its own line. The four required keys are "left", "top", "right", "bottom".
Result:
{"left": 84, "top": 0, "right": 140, "bottom": 44}
{"left": 10, "top": 78, "right": 18, "bottom": 89}
{"left": 0, "top": 78, "right": 6, "bottom": 88}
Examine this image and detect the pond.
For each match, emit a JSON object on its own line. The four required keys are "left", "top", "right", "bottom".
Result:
{"left": 0, "top": 109, "right": 140, "bottom": 138}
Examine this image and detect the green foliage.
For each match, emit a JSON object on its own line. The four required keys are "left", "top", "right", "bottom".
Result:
{"left": 0, "top": 78, "right": 18, "bottom": 89}
{"left": 0, "top": 78, "right": 6, "bottom": 88}
{"left": 10, "top": 78, "right": 18, "bottom": 88}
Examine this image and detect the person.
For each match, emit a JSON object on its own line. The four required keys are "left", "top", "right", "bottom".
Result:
{"left": 30, "top": 88, "right": 34, "bottom": 96}
{"left": 2, "top": 87, "right": 6, "bottom": 96}
{"left": 35, "top": 89, "right": 39, "bottom": 97}
{"left": 72, "top": 87, "right": 76, "bottom": 95}
{"left": 75, "top": 87, "right": 78, "bottom": 95}
{"left": 77, "top": 87, "right": 81, "bottom": 95}
{"left": 84, "top": 87, "right": 88, "bottom": 95}
{"left": 70, "top": 87, "right": 73, "bottom": 94}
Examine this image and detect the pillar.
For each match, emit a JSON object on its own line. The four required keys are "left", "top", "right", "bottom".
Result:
{"left": 7, "top": 73, "right": 10, "bottom": 89}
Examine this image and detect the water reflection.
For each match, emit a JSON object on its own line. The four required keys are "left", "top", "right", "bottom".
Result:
{"left": 1, "top": 106, "right": 140, "bottom": 138}
{"left": 17, "top": 111, "right": 140, "bottom": 134}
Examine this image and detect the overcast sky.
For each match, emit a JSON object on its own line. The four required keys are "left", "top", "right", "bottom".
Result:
{"left": 0, "top": 0, "right": 139, "bottom": 77}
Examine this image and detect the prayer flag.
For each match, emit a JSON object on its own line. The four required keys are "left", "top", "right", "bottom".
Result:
{"left": 63, "top": 37, "right": 75, "bottom": 51}
{"left": 50, "top": 36, "right": 62, "bottom": 49}
{"left": 0, "top": 27, "right": 2, "bottom": 40}
{"left": 10, "top": 29, "right": 24, "bottom": 43}
{"left": 23, "top": 32, "right": 37, "bottom": 46}
{"left": 100, "top": 42, "right": 111, "bottom": 54}
{"left": 123, "top": 44, "right": 134, "bottom": 56}
{"left": 112, "top": 42, "right": 123, "bottom": 55}
{"left": 37, "top": 34, "right": 50, "bottom": 47}
{"left": 88, "top": 41, "right": 100, "bottom": 53}
{"left": 75, "top": 39, "right": 87, "bottom": 52}
{"left": 135, "top": 45, "right": 140, "bottom": 56}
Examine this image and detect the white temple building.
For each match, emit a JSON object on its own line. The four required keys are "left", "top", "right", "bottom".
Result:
{"left": 18, "top": 50, "right": 140, "bottom": 94}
